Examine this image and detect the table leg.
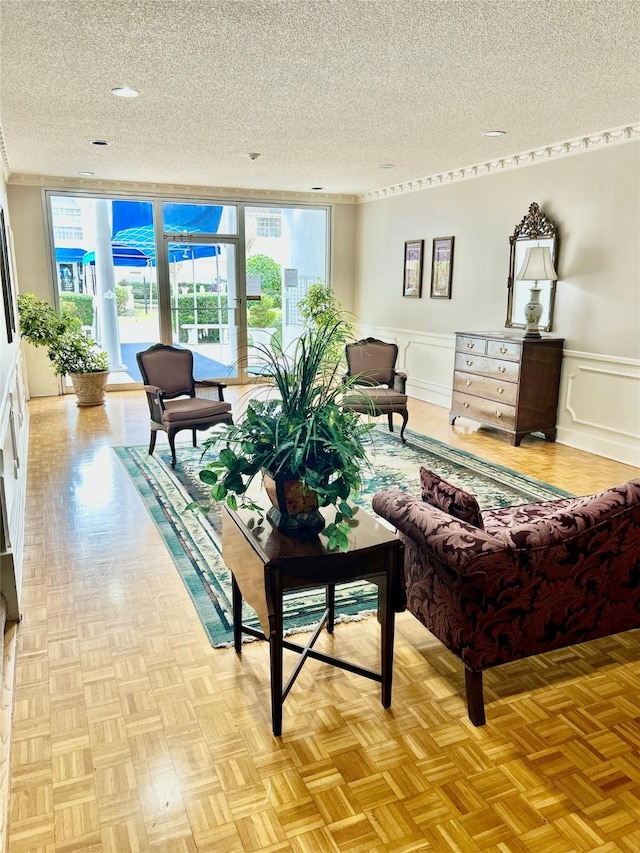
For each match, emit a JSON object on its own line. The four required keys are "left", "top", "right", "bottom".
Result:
{"left": 231, "top": 574, "right": 242, "bottom": 654}
{"left": 380, "top": 560, "right": 396, "bottom": 708}
{"left": 270, "top": 628, "right": 283, "bottom": 736}
{"left": 326, "top": 584, "right": 335, "bottom": 634}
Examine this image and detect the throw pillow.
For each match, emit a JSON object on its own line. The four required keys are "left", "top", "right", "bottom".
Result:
{"left": 420, "top": 467, "right": 484, "bottom": 529}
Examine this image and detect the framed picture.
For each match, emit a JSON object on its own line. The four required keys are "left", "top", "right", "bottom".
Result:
{"left": 402, "top": 239, "right": 424, "bottom": 298}
{"left": 0, "top": 206, "right": 16, "bottom": 343}
{"left": 430, "top": 236, "right": 455, "bottom": 299}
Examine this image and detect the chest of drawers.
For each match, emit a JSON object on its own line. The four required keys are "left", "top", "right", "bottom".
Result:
{"left": 449, "top": 331, "right": 564, "bottom": 446}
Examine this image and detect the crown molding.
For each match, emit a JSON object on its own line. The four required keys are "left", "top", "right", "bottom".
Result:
{"left": 0, "top": 126, "right": 10, "bottom": 184}
{"left": 357, "top": 123, "right": 640, "bottom": 203}
{"left": 4, "top": 173, "right": 357, "bottom": 205}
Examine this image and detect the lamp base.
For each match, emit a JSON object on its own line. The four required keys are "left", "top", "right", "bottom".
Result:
{"left": 523, "top": 285, "right": 543, "bottom": 339}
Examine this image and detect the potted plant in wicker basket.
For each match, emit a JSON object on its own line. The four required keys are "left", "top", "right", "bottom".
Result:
{"left": 198, "top": 320, "right": 372, "bottom": 551}
{"left": 17, "top": 293, "right": 110, "bottom": 406}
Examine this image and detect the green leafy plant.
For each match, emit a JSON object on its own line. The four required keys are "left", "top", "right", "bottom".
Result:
{"left": 298, "top": 281, "right": 354, "bottom": 366}
{"left": 197, "top": 320, "right": 372, "bottom": 551}
{"left": 17, "top": 293, "right": 109, "bottom": 375}
{"left": 46, "top": 330, "right": 109, "bottom": 376}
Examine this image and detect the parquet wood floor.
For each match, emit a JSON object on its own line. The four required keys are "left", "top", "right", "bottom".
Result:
{"left": 7, "top": 389, "right": 640, "bottom": 852}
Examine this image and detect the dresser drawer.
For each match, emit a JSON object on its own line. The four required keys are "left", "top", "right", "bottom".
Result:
{"left": 456, "top": 335, "right": 487, "bottom": 355}
{"left": 451, "top": 391, "right": 516, "bottom": 431}
{"left": 486, "top": 339, "right": 521, "bottom": 361}
{"left": 454, "top": 352, "right": 521, "bottom": 382}
{"left": 453, "top": 370, "right": 518, "bottom": 405}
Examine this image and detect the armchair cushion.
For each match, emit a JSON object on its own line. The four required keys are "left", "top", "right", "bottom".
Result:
{"left": 420, "top": 467, "right": 484, "bottom": 529}
{"left": 162, "top": 398, "right": 232, "bottom": 426}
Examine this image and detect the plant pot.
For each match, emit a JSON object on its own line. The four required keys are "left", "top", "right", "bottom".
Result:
{"left": 263, "top": 472, "right": 325, "bottom": 534}
{"left": 69, "top": 371, "right": 109, "bottom": 407}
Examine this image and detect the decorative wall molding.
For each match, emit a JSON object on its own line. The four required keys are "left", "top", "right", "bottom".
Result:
{"left": 357, "top": 124, "right": 640, "bottom": 203}
{"left": 6, "top": 173, "right": 358, "bottom": 205}
{"left": 0, "top": 128, "right": 9, "bottom": 185}
{"left": 357, "top": 324, "right": 640, "bottom": 467}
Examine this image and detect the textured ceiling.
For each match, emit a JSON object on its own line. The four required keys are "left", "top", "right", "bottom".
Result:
{"left": 0, "top": 0, "right": 639, "bottom": 196}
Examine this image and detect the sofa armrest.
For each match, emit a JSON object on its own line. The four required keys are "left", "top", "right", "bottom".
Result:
{"left": 372, "top": 489, "right": 497, "bottom": 578}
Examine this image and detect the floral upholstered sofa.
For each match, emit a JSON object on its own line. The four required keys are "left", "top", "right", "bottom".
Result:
{"left": 372, "top": 471, "right": 640, "bottom": 725}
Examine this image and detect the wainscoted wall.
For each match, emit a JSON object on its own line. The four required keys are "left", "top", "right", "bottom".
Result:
{"left": 359, "top": 323, "right": 640, "bottom": 468}
{"left": 559, "top": 350, "right": 640, "bottom": 467}
{"left": 354, "top": 137, "right": 639, "bottom": 469}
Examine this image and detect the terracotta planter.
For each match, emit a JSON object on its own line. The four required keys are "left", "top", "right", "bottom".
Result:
{"left": 263, "top": 472, "right": 325, "bottom": 534}
{"left": 69, "top": 371, "right": 109, "bottom": 407}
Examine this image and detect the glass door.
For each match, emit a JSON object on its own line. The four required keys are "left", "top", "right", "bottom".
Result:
{"left": 167, "top": 240, "right": 240, "bottom": 380}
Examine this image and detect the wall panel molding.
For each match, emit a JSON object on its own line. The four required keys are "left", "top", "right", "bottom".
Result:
{"left": 358, "top": 325, "right": 640, "bottom": 466}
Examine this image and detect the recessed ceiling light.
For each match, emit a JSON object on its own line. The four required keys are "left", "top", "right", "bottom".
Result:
{"left": 111, "top": 86, "right": 139, "bottom": 98}
{"left": 90, "top": 139, "right": 109, "bottom": 146}
{"left": 247, "top": 152, "right": 261, "bottom": 160}
{"left": 379, "top": 163, "right": 395, "bottom": 169}
{"left": 78, "top": 171, "right": 95, "bottom": 177}
{"left": 484, "top": 130, "right": 506, "bottom": 137}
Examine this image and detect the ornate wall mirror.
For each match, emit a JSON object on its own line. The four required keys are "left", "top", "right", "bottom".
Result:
{"left": 506, "top": 202, "right": 559, "bottom": 333}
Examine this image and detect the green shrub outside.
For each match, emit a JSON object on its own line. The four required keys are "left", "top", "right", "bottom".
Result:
{"left": 174, "top": 292, "right": 229, "bottom": 343}
{"left": 59, "top": 292, "right": 93, "bottom": 326}
{"left": 247, "top": 295, "right": 277, "bottom": 328}
{"left": 116, "top": 285, "right": 129, "bottom": 315}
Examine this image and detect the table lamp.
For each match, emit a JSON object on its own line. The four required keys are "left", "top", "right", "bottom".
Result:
{"left": 516, "top": 246, "right": 558, "bottom": 338}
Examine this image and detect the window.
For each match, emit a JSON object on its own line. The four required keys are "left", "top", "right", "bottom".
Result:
{"left": 256, "top": 216, "right": 281, "bottom": 238}
{"left": 54, "top": 226, "right": 84, "bottom": 240}
{"left": 52, "top": 207, "right": 81, "bottom": 220}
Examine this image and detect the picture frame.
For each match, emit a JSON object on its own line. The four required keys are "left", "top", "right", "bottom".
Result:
{"left": 402, "top": 239, "right": 423, "bottom": 298}
{"left": 430, "top": 236, "right": 455, "bottom": 299}
{"left": 0, "top": 206, "right": 16, "bottom": 343}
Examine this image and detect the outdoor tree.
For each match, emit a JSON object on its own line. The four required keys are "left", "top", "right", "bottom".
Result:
{"left": 246, "top": 254, "right": 281, "bottom": 307}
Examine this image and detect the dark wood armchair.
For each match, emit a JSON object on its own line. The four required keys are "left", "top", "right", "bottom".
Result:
{"left": 136, "top": 343, "right": 233, "bottom": 467}
{"left": 342, "top": 337, "right": 409, "bottom": 442}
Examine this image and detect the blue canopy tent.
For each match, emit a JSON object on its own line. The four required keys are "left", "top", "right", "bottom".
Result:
{"left": 111, "top": 200, "right": 223, "bottom": 264}
{"left": 55, "top": 247, "right": 88, "bottom": 263}
{"left": 81, "top": 243, "right": 152, "bottom": 267}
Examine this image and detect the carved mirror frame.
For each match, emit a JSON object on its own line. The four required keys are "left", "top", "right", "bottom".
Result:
{"left": 506, "top": 202, "right": 559, "bottom": 333}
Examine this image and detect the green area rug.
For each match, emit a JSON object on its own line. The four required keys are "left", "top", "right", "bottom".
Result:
{"left": 114, "top": 428, "right": 570, "bottom": 647}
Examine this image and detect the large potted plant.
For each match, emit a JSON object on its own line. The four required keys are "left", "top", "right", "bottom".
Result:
{"left": 17, "top": 293, "right": 110, "bottom": 406}
{"left": 198, "top": 320, "right": 372, "bottom": 550}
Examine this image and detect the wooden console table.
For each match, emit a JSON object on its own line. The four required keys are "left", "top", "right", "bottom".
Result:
{"left": 221, "top": 501, "right": 404, "bottom": 736}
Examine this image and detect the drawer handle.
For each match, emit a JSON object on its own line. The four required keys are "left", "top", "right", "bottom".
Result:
{"left": 498, "top": 365, "right": 506, "bottom": 373}
{"left": 466, "top": 359, "right": 474, "bottom": 367}
{"left": 495, "top": 411, "right": 502, "bottom": 418}
{"left": 467, "top": 342, "right": 475, "bottom": 350}
{"left": 465, "top": 380, "right": 472, "bottom": 387}
{"left": 500, "top": 346, "right": 507, "bottom": 354}
{"left": 497, "top": 386, "right": 504, "bottom": 394}
{"left": 463, "top": 402, "right": 470, "bottom": 409}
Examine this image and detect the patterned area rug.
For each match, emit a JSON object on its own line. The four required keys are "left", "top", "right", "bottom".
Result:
{"left": 114, "top": 427, "right": 570, "bottom": 647}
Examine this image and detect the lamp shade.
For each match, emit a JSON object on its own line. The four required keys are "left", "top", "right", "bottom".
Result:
{"left": 516, "top": 246, "right": 558, "bottom": 281}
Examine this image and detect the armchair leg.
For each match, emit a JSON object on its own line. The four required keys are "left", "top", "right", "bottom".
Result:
{"left": 192, "top": 429, "right": 197, "bottom": 448}
{"left": 148, "top": 430, "right": 157, "bottom": 457}
{"left": 465, "top": 669, "right": 486, "bottom": 726}
{"left": 399, "top": 410, "right": 408, "bottom": 443}
{"left": 387, "top": 413, "right": 394, "bottom": 434}
{"left": 168, "top": 430, "right": 178, "bottom": 468}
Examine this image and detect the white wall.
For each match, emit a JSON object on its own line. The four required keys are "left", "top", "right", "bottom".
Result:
{"left": 0, "top": 173, "right": 30, "bottom": 622}
{"left": 354, "top": 141, "right": 640, "bottom": 466}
